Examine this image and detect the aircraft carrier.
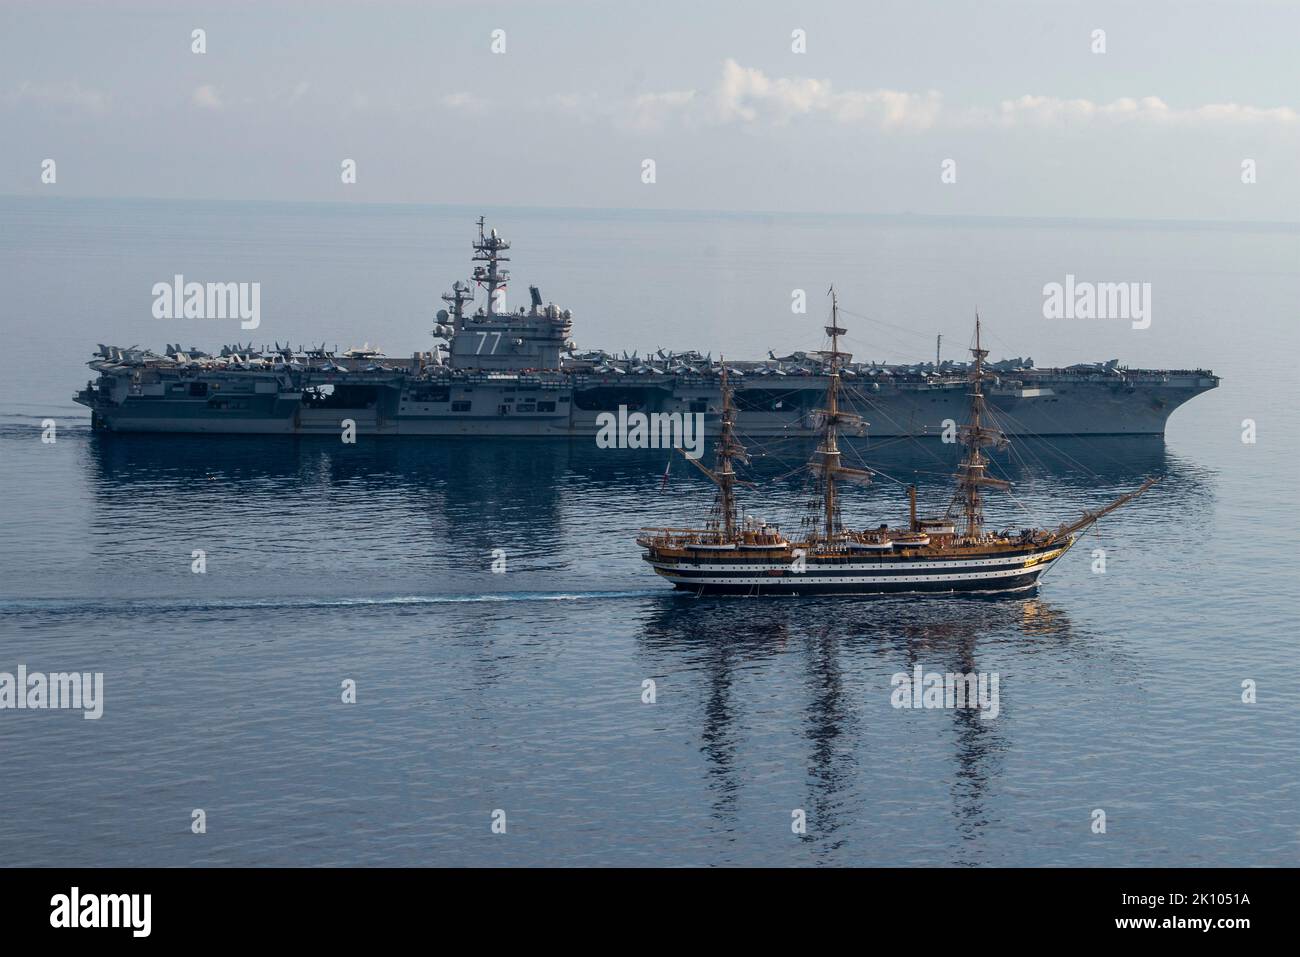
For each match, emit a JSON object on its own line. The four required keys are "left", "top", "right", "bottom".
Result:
{"left": 74, "top": 219, "right": 1218, "bottom": 438}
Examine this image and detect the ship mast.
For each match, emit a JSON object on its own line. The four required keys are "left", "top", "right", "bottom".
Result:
{"left": 681, "top": 357, "right": 750, "bottom": 540}
{"left": 472, "top": 216, "right": 510, "bottom": 317}
{"left": 955, "top": 314, "right": 1010, "bottom": 541}
{"left": 714, "top": 360, "right": 743, "bottom": 539}
{"left": 807, "top": 288, "right": 870, "bottom": 542}
{"left": 441, "top": 280, "right": 474, "bottom": 327}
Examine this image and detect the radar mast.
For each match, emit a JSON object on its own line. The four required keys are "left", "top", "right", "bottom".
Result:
{"left": 472, "top": 215, "right": 510, "bottom": 317}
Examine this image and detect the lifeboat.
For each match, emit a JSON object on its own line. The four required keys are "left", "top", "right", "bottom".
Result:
{"left": 892, "top": 533, "right": 931, "bottom": 548}
{"left": 847, "top": 538, "right": 893, "bottom": 551}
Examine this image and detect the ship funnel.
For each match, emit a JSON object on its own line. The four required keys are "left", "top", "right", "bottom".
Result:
{"left": 529, "top": 285, "right": 543, "bottom": 307}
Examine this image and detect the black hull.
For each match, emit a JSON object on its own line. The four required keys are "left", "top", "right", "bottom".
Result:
{"left": 668, "top": 570, "right": 1046, "bottom": 597}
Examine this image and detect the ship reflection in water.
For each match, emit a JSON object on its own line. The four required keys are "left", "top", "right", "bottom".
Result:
{"left": 0, "top": 426, "right": 1241, "bottom": 866}
{"left": 634, "top": 592, "right": 1097, "bottom": 864}
{"left": 73, "top": 429, "right": 1195, "bottom": 602}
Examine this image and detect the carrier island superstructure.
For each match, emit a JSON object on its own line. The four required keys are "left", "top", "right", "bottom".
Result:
{"left": 75, "top": 219, "right": 1218, "bottom": 437}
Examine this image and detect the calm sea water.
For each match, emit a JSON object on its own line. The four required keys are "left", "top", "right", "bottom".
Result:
{"left": 0, "top": 197, "right": 1296, "bottom": 866}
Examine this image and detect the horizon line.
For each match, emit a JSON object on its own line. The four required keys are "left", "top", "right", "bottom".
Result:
{"left": 3, "top": 191, "right": 1300, "bottom": 232}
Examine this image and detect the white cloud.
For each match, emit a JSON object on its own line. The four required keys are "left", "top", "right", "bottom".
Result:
{"left": 191, "top": 84, "right": 223, "bottom": 110}
{"left": 549, "top": 92, "right": 600, "bottom": 116}
{"left": 284, "top": 81, "right": 310, "bottom": 107}
{"left": 977, "top": 94, "right": 1299, "bottom": 128}
{"left": 607, "top": 60, "right": 942, "bottom": 133}
{"left": 622, "top": 90, "right": 699, "bottom": 132}
{"left": 710, "top": 59, "right": 941, "bottom": 130}
{"left": 439, "top": 91, "right": 488, "bottom": 114}
{"left": 14, "top": 64, "right": 1292, "bottom": 139}
{"left": 1, "top": 80, "right": 109, "bottom": 113}
{"left": 547, "top": 60, "right": 1298, "bottom": 136}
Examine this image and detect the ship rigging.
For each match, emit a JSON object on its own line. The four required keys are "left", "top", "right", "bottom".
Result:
{"left": 637, "top": 292, "right": 1160, "bottom": 596}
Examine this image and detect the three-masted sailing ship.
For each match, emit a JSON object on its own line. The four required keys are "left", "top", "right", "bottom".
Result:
{"left": 636, "top": 291, "right": 1158, "bottom": 596}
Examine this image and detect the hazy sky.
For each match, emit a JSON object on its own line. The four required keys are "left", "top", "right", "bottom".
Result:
{"left": 3, "top": 0, "right": 1299, "bottom": 220}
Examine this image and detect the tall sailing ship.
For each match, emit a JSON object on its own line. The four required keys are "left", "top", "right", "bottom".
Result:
{"left": 637, "top": 291, "right": 1159, "bottom": 596}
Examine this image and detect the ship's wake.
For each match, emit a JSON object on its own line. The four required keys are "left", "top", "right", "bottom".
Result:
{"left": 0, "top": 590, "right": 663, "bottom": 617}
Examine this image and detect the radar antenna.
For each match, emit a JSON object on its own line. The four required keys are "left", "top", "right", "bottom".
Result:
{"left": 471, "top": 216, "right": 511, "bottom": 317}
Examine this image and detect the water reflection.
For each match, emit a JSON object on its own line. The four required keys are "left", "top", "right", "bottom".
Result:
{"left": 635, "top": 593, "right": 1107, "bottom": 863}
{"left": 71, "top": 432, "right": 1213, "bottom": 613}
{"left": 79, "top": 434, "right": 585, "bottom": 576}
{"left": 82, "top": 431, "right": 1179, "bottom": 487}
{"left": 78, "top": 432, "right": 1208, "bottom": 554}
{"left": 799, "top": 621, "right": 858, "bottom": 855}
{"left": 23, "top": 428, "right": 1224, "bottom": 865}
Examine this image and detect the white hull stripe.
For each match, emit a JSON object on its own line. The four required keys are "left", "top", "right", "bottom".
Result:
{"left": 656, "top": 558, "right": 1061, "bottom": 587}
{"left": 648, "top": 550, "right": 1065, "bottom": 576}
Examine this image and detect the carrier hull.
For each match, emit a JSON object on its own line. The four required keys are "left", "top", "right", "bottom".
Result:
{"left": 77, "top": 369, "right": 1216, "bottom": 437}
